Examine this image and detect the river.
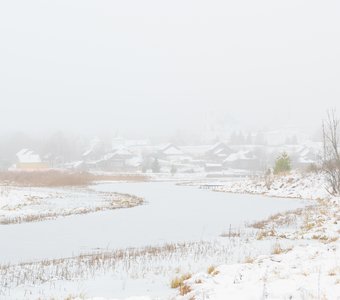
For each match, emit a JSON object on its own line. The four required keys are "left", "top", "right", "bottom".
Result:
{"left": 0, "top": 181, "right": 306, "bottom": 264}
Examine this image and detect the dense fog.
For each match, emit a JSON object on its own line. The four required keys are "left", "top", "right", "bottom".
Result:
{"left": 1, "top": 0, "right": 339, "bottom": 138}
{"left": 0, "top": 0, "right": 339, "bottom": 173}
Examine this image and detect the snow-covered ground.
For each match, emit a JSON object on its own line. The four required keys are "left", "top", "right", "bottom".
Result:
{"left": 180, "top": 241, "right": 339, "bottom": 300}
{"left": 181, "top": 171, "right": 330, "bottom": 200}
{"left": 213, "top": 172, "right": 330, "bottom": 200}
{"left": 169, "top": 173, "right": 340, "bottom": 300}
{"left": 0, "top": 185, "right": 143, "bottom": 224}
{"left": 0, "top": 174, "right": 338, "bottom": 300}
{"left": 173, "top": 198, "right": 340, "bottom": 300}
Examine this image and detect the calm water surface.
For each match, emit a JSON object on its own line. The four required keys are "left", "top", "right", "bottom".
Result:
{"left": 0, "top": 182, "right": 306, "bottom": 263}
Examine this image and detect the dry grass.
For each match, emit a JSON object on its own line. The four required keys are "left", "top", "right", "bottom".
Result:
{"left": 220, "top": 227, "right": 241, "bottom": 238}
{"left": 256, "top": 228, "right": 276, "bottom": 240}
{"left": 0, "top": 192, "right": 143, "bottom": 225}
{"left": 171, "top": 273, "right": 192, "bottom": 289}
{"left": 250, "top": 207, "right": 306, "bottom": 230}
{"left": 0, "top": 170, "right": 93, "bottom": 187}
{"left": 1, "top": 242, "right": 215, "bottom": 290}
{"left": 244, "top": 256, "right": 255, "bottom": 264}
{"left": 93, "top": 174, "right": 148, "bottom": 182}
{"left": 325, "top": 236, "right": 339, "bottom": 243}
{"left": 271, "top": 242, "right": 292, "bottom": 255}
{"left": 0, "top": 171, "right": 148, "bottom": 187}
{"left": 250, "top": 204, "right": 333, "bottom": 242}
{"left": 312, "top": 235, "right": 329, "bottom": 241}
{"left": 170, "top": 277, "right": 183, "bottom": 289}
{"left": 272, "top": 243, "right": 284, "bottom": 255}
{"left": 64, "top": 294, "right": 86, "bottom": 300}
{"left": 179, "top": 283, "right": 192, "bottom": 295}
{"left": 207, "top": 265, "right": 219, "bottom": 276}
{"left": 170, "top": 273, "right": 192, "bottom": 295}
{"left": 328, "top": 267, "right": 339, "bottom": 276}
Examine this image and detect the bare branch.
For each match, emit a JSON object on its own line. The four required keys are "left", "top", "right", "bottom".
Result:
{"left": 322, "top": 108, "right": 340, "bottom": 196}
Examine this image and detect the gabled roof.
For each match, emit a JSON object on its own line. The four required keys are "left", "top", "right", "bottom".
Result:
{"left": 206, "top": 142, "right": 232, "bottom": 157}
{"left": 16, "top": 149, "right": 42, "bottom": 163}
{"left": 224, "top": 150, "right": 256, "bottom": 162}
{"left": 96, "top": 146, "right": 133, "bottom": 163}
{"left": 83, "top": 137, "right": 101, "bottom": 157}
{"left": 160, "top": 144, "right": 184, "bottom": 155}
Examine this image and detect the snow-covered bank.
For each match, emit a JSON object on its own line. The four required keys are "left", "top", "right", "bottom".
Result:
{"left": 0, "top": 185, "right": 143, "bottom": 224}
{"left": 180, "top": 242, "right": 339, "bottom": 300}
{"left": 214, "top": 172, "right": 329, "bottom": 200}
{"left": 0, "top": 239, "right": 267, "bottom": 299}
{"left": 170, "top": 173, "right": 340, "bottom": 300}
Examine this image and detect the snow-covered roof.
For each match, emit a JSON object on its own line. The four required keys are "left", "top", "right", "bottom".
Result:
{"left": 208, "top": 142, "right": 224, "bottom": 152}
{"left": 126, "top": 156, "right": 142, "bottom": 167}
{"left": 161, "top": 144, "right": 184, "bottom": 155}
{"left": 205, "top": 163, "right": 223, "bottom": 167}
{"left": 111, "top": 145, "right": 133, "bottom": 156}
{"left": 83, "top": 137, "right": 101, "bottom": 157}
{"left": 181, "top": 145, "right": 213, "bottom": 156}
{"left": 16, "top": 149, "right": 42, "bottom": 163}
{"left": 64, "top": 160, "right": 84, "bottom": 169}
{"left": 224, "top": 150, "right": 256, "bottom": 162}
{"left": 95, "top": 147, "right": 133, "bottom": 163}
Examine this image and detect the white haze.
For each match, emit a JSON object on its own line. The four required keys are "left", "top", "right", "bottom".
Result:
{"left": 0, "top": 0, "right": 339, "bottom": 137}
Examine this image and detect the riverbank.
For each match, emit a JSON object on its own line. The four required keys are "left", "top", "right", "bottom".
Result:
{"left": 0, "top": 185, "right": 143, "bottom": 224}
{"left": 169, "top": 173, "right": 340, "bottom": 300}
{"left": 214, "top": 172, "right": 329, "bottom": 200}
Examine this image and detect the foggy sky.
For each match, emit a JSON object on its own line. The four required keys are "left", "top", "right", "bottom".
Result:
{"left": 0, "top": 0, "right": 339, "bottom": 137}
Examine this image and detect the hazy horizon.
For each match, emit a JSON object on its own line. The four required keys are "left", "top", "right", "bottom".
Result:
{"left": 1, "top": 0, "right": 339, "bottom": 138}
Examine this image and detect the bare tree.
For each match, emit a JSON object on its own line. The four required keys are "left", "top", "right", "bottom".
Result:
{"left": 322, "top": 109, "right": 340, "bottom": 195}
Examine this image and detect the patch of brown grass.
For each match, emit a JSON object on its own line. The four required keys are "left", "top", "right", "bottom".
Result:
{"left": 271, "top": 242, "right": 292, "bottom": 255}
{"left": 256, "top": 228, "right": 276, "bottom": 240}
{"left": 244, "top": 256, "right": 255, "bottom": 264}
{"left": 171, "top": 273, "right": 192, "bottom": 289}
{"left": 324, "top": 236, "right": 339, "bottom": 244}
{"left": 328, "top": 270, "right": 336, "bottom": 276}
{"left": 311, "top": 235, "right": 329, "bottom": 241}
{"left": 272, "top": 243, "right": 284, "bottom": 255}
{"left": 207, "top": 265, "right": 219, "bottom": 276}
{"left": 0, "top": 170, "right": 93, "bottom": 187}
{"left": 0, "top": 171, "right": 149, "bottom": 187}
{"left": 179, "top": 283, "right": 192, "bottom": 295}
{"left": 93, "top": 174, "right": 148, "bottom": 182}
{"left": 64, "top": 294, "right": 86, "bottom": 300}
{"left": 220, "top": 228, "right": 241, "bottom": 238}
{"left": 250, "top": 206, "right": 312, "bottom": 231}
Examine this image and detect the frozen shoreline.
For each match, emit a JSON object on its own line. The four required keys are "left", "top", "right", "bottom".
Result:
{"left": 0, "top": 185, "right": 143, "bottom": 224}
{"left": 169, "top": 173, "right": 340, "bottom": 300}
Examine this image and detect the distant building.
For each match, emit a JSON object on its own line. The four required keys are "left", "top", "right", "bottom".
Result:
{"left": 95, "top": 146, "right": 136, "bottom": 171}
{"left": 223, "top": 150, "right": 260, "bottom": 170}
{"left": 205, "top": 142, "right": 233, "bottom": 162}
{"left": 13, "top": 149, "right": 49, "bottom": 170}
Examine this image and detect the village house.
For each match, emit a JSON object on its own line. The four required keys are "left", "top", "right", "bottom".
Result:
{"left": 13, "top": 149, "right": 49, "bottom": 171}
